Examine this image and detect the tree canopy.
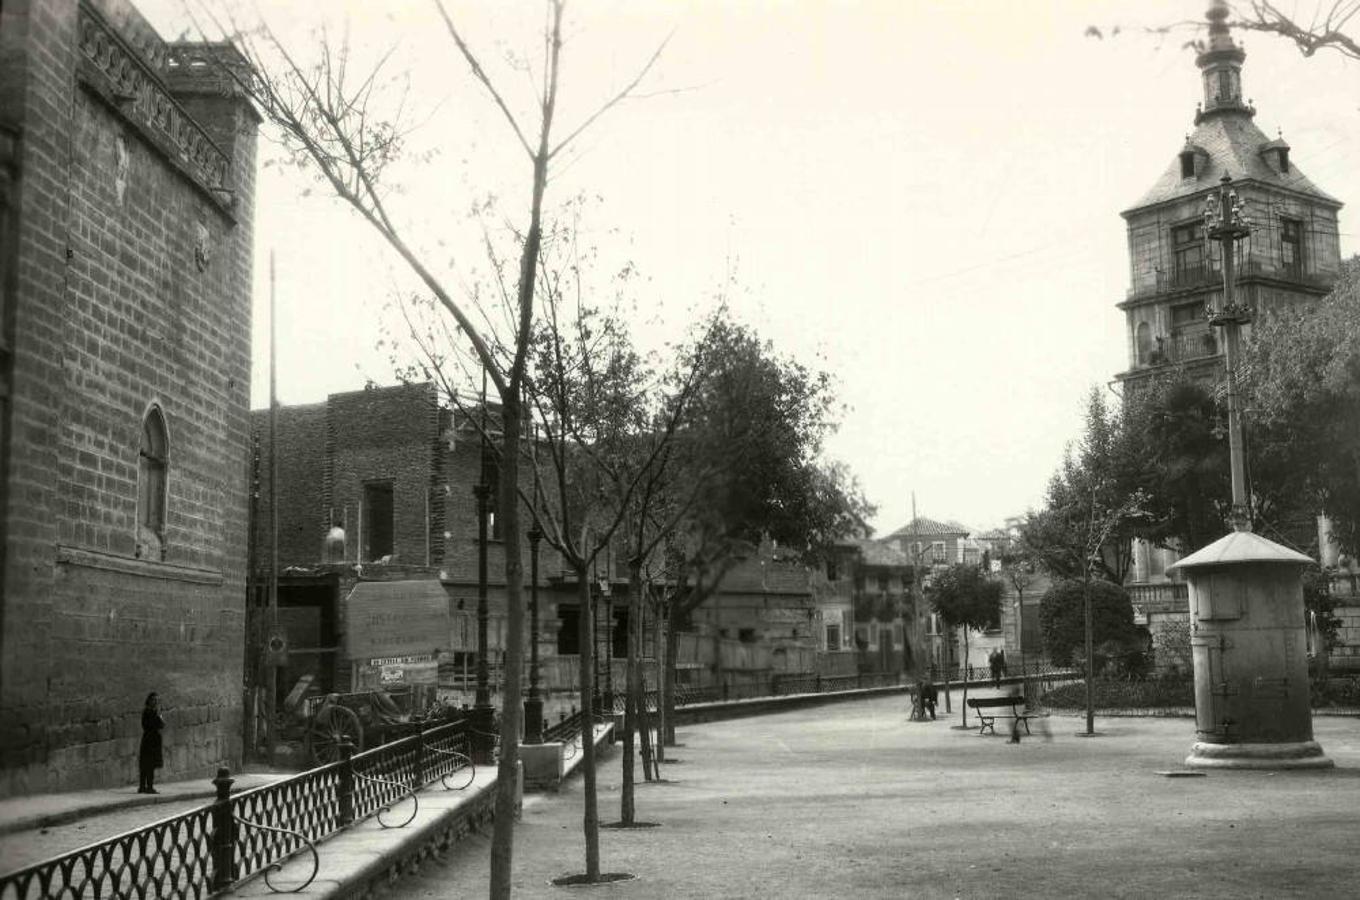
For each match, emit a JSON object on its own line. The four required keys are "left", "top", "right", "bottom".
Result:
{"left": 928, "top": 564, "right": 1003, "bottom": 633}
{"left": 1239, "top": 257, "right": 1360, "bottom": 558}
{"left": 1016, "top": 389, "right": 1147, "bottom": 582}
{"left": 1038, "top": 580, "right": 1141, "bottom": 670}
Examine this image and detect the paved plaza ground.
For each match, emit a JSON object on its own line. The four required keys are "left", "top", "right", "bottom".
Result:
{"left": 383, "top": 693, "right": 1360, "bottom": 899}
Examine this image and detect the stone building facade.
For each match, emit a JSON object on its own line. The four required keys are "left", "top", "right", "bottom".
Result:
{"left": 0, "top": 0, "right": 258, "bottom": 795}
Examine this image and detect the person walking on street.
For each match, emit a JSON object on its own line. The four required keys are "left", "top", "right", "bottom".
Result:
{"left": 988, "top": 649, "right": 1003, "bottom": 688}
{"left": 139, "top": 692, "right": 164, "bottom": 794}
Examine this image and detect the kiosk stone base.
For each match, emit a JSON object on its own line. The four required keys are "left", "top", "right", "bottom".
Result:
{"left": 1185, "top": 740, "right": 1334, "bottom": 770}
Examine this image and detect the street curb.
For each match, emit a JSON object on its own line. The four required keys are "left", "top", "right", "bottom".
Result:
{"left": 0, "top": 791, "right": 217, "bottom": 837}
{"left": 0, "top": 773, "right": 286, "bottom": 838}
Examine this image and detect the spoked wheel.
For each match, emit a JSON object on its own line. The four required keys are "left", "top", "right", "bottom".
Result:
{"left": 306, "top": 706, "right": 364, "bottom": 765}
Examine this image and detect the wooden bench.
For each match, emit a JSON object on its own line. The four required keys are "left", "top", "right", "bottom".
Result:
{"left": 966, "top": 696, "right": 1033, "bottom": 736}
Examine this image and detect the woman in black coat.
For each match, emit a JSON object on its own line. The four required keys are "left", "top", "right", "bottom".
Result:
{"left": 138, "top": 692, "right": 164, "bottom": 793}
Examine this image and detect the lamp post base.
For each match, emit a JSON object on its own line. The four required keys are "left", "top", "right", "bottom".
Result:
{"left": 471, "top": 703, "right": 497, "bottom": 764}
{"left": 523, "top": 696, "right": 544, "bottom": 745}
{"left": 1184, "top": 739, "right": 1333, "bottom": 770}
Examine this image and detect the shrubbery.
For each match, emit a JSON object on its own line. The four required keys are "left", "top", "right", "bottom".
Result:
{"left": 1038, "top": 579, "right": 1144, "bottom": 672}
{"left": 1041, "top": 676, "right": 1194, "bottom": 710}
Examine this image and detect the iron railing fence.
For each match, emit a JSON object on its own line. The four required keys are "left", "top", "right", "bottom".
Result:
{"left": 0, "top": 719, "right": 474, "bottom": 899}
{"left": 0, "top": 801, "right": 218, "bottom": 900}
{"left": 929, "top": 658, "right": 1078, "bottom": 686}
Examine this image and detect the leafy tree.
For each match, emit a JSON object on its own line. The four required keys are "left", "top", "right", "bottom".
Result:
{"left": 1120, "top": 376, "right": 1230, "bottom": 555}
{"left": 1239, "top": 257, "right": 1360, "bottom": 558}
{"left": 927, "top": 564, "right": 1002, "bottom": 725}
{"left": 1038, "top": 580, "right": 1140, "bottom": 671}
{"left": 657, "top": 315, "right": 873, "bottom": 741}
{"left": 1019, "top": 389, "right": 1146, "bottom": 582}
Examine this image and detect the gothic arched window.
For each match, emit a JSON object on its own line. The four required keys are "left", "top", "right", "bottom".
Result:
{"left": 138, "top": 405, "right": 169, "bottom": 557}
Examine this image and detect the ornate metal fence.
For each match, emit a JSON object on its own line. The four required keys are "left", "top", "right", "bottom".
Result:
{"left": 0, "top": 719, "right": 474, "bottom": 899}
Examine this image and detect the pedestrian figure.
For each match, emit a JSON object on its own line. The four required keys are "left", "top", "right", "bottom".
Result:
{"left": 920, "top": 681, "right": 938, "bottom": 720}
{"left": 138, "top": 692, "right": 164, "bottom": 794}
{"left": 988, "top": 649, "right": 1003, "bottom": 688}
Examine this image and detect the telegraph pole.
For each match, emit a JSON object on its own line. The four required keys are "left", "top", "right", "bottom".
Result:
{"left": 266, "top": 251, "right": 279, "bottom": 767}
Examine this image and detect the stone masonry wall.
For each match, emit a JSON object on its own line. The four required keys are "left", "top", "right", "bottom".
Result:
{"left": 327, "top": 384, "right": 441, "bottom": 567}
{"left": 251, "top": 403, "right": 327, "bottom": 571}
{"left": 0, "top": 0, "right": 256, "bottom": 796}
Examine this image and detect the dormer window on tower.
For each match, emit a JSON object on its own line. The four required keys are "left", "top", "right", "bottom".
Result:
{"left": 1180, "top": 149, "right": 1196, "bottom": 179}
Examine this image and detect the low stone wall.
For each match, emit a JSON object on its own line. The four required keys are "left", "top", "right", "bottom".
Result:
{"left": 672, "top": 683, "right": 910, "bottom": 726}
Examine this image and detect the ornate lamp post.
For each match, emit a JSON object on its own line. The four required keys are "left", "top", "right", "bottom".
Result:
{"left": 524, "top": 521, "right": 544, "bottom": 744}
{"left": 471, "top": 381, "right": 495, "bottom": 762}
{"left": 1203, "top": 172, "right": 1253, "bottom": 531}
{"left": 602, "top": 576, "right": 615, "bottom": 714}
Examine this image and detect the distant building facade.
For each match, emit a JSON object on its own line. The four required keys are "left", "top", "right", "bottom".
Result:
{"left": 250, "top": 384, "right": 851, "bottom": 721}
{"left": 0, "top": 0, "right": 258, "bottom": 795}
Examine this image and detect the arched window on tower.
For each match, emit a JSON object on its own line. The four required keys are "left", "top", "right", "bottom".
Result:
{"left": 1136, "top": 322, "right": 1153, "bottom": 365}
{"left": 138, "top": 405, "right": 169, "bottom": 559}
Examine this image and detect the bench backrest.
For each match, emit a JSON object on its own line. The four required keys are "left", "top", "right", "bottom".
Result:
{"left": 966, "top": 697, "right": 1024, "bottom": 709}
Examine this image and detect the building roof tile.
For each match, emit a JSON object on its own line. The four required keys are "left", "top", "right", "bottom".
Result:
{"left": 885, "top": 517, "right": 969, "bottom": 540}
{"left": 1127, "top": 114, "right": 1340, "bottom": 212}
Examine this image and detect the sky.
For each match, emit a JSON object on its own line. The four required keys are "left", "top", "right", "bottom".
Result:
{"left": 141, "top": 0, "right": 1360, "bottom": 537}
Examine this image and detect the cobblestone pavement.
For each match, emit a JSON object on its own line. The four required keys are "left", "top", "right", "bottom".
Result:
{"left": 380, "top": 693, "right": 1360, "bottom": 900}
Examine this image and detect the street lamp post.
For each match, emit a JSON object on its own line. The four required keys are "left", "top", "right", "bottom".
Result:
{"left": 472, "top": 474, "right": 494, "bottom": 762}
{"left": 524, "top": 522, "right": 544, "bottom": 744}
{"left": 603, "top": 583, "right": 614, "bottom": 714}
{"left": 1203, "top": 172, "right": 1254, "bottom": 531}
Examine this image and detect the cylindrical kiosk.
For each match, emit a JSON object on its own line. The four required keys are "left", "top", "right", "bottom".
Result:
{"left": 1169, "top": 531, "right": 1332, "bottom": 769}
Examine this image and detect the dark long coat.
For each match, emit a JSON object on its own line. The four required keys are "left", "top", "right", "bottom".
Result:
{"left": 140, "top": 708, "right": 165, "bottom": 769}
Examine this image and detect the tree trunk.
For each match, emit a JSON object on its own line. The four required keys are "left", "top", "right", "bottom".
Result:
{"left": 636, "top": 591, "right": 655, "bottom": 780}
{"left": 942, "top": 629, "right": 953, "bottom": 714}
{"left": 638, "top": 678, "right": 656, "bottom": 781}
{"left": 664, "top": 605, "right": 680, "bottom": 746}
{"left": 489, "top": 397, "right": 525, "bottom": 900}
{"left": 1083, "top": 574, "right": 1095, "bottom": 735}
{"left": 652, "top": 601, "right": 666, "bottom": 764}
{"left": 620, "top": 562, "right": 642, "bottom": 824}
{"left": 960, "top": 631, "right": 970, "bottom": 727}
{"left": 577, "top": 570, "right": 601, "bottom": 879}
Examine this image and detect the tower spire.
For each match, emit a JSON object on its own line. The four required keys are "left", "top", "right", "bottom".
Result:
{"left": 1195, "top": 0, "right": 1253, "bottom": 123}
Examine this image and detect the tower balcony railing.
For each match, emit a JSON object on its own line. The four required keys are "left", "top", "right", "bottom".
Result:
{"left": 1139, "top": 329, "right": 1220, "bottom": 368}
{"left": 1126, "top": 256, "right": 1330, "bottom": 302}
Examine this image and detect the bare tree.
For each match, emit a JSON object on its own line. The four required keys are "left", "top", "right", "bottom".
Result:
{"left": 519, "top": 253, "right": 703, "bottom": 881}
{"left": 191, "top": 2, "right": 667, "bottom": 894}
{"left": 1086, "top": 1, "right": 1357, "bottom": 61}
{"left": 1234, "top": 1, "right": 1359, "bottom": 60}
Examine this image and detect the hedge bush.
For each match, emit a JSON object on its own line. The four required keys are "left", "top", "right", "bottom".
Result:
{"left": 1041, "top": 677, "right": 1194, "bottom": 710}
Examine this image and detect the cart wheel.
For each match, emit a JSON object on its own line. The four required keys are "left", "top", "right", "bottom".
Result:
{"left": 306, "top": 706, "right": 364, "bottom": 765}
